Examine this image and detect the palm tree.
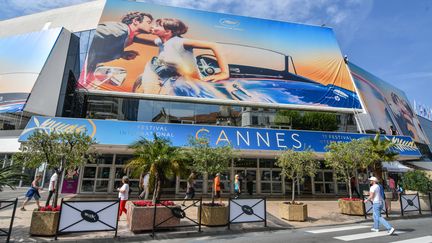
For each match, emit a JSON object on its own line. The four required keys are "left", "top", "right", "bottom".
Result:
{"left": 126, "top": 134, "right": 184, "bottom": 203}
{"left": 369, "top": 133, "right": 398, "bottom": 183}
{"left": 0, "top": 165, "right": 27, "bottom": 192}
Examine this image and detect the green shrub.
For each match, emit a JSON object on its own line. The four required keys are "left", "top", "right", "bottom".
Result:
{"left": 401, "top": 170, "right": 432, "bottom": 194}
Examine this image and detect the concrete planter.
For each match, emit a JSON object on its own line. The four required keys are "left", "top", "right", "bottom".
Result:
{"left": 198, "top": 205, "right": 228, "bottom": 226}
{"left": 280, "top": 202, "right": 308, "bottom": 221}
{"left": 29, "top": 211, "right": 60, "bottom": 236}
{"left": 126, "top": 201, "right": 180, "bottom": 232}
{"left": 338, "top": 199, "right": 365, "bottom": 216}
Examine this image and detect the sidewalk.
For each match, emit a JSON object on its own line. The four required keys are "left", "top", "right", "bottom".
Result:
{"left": 0, "top": 189, "right": 425, "bottom": 242}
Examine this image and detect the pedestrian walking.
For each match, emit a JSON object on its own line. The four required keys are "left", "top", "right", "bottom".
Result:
{"left": 117, "top": 176, "right": 129, "bottom": 219}
{"left": 45, "top": 168, "right": 59, "bottom": 207}
{"left": 350, "top": 177, "right": 361, "bottom": 198}
{"left": 364, "top": 176, "right": 395, "bottom": 235}
{"left": 234, "top": 174, "right": 241, "bottom": 199}
{"left": 139, "top": 172, "right": 150, "bottom": 200}
{"left": 182, "top": 172, "right": 196, "bottom": 206}
{"left": 246, "top": 173, "right": 253, "bottom": 196}
{"left": 214, "top": 173, "right": 222, "bottom": 204}
{"left": 21, "top": 174, "right": 43, "bottom": 211}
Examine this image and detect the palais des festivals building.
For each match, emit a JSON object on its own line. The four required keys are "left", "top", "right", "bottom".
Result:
{"left": 1, "top": 0, "right": 431, "bottom": 197}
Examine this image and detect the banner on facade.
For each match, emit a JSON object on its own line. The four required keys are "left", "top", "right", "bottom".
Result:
{"left": 56, "top": 199, "right": 119, "bottom": 238}
{"left": 350, "top": 62, "right": 429, "bottom": 144}
{"left": 19, "top": 116, "right": 422, "bottom": 158}
{"left": 78, "top": 0, "right": 362, "bottom": 112}
{"left": 0, "top": 28, "right": 62, "bottom": 113}
{"left": 228, "top": 198, "right": 266, "bottom": 226}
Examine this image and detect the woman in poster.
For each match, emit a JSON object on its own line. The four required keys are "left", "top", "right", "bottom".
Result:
{"left": 133, "top": 18, "right": 229, "bottom": 98}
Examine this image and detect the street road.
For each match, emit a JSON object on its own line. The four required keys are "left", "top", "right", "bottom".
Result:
{"left": 152, "top": 217, "right": 432, "bottom": 243}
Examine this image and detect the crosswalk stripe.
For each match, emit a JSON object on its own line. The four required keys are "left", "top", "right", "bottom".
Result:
{"left": 391, "top": 236, "right": 432, "bottom": 243}
{"left": 334, "top": 231, "right": 406, "bottom": 241}
{"left": 306, "top": 225, "right": 370, "bottom": 234}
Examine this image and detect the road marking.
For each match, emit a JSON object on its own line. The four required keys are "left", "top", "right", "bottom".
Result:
{"left": 306, "top": 225, "right": 370, "bottom": 234}
{"left": 391, "top": 236, "right": 432, "bottom": 243}
{"left": 334, "top": 231, "right": 406, "bottom": 241}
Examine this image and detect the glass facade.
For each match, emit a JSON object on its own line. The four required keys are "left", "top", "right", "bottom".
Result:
{"left": 82, "top": 95, "right": 358, "bottom": 132}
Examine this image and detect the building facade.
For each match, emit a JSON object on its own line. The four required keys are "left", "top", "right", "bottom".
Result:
{"left": 1, "top": 0, "right": 428, "bottom": 197}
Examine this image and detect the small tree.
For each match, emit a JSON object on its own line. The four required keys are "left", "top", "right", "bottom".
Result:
{"left": 325, "top": 139, "right": 374, "bottom": 198}
{"left": 369, "top": 134, "right": 398, "bottom": 182}
{"left": 13, "top": 130, "right": 96, "bottom": 207}
{"left": 187, "top": 137, "right": 234, "bottom": 204}
{"left": 276, "top": 149, "right": 318, "bottom": 203}
{"left": 126, "top": 134, "right": 185, "bottom": 203}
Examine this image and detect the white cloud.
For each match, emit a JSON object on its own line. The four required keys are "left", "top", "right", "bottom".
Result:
{"left": 0, "top": 0, "right": 94, "bottom": 20}
{"left": 145, "top": 0, "right": 372, "bottom": 28}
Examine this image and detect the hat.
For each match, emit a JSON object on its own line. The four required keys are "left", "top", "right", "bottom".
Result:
{"left": 368, "top": 176, "right": 378, "bottom": 182}
{"left": 122, "top": 176, "right": 129, "bottom": 180}
{"left": 216, "top": 173, "right": 220, "bottom": 176}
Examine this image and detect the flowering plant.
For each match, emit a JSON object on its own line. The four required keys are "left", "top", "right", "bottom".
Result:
{"left": 338, "top": 197, "right": 362, "bottom": 201}
{"left": 38, "top": 205, "right": 61, "bottom": 211}
{"left": 132, "top": 200, "right": 175, "bottom": 207}
{"left": 202, "top": 202, "right": 225, "bottom": 207}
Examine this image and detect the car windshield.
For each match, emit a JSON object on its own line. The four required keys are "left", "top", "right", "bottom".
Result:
{"left": 194, "top": 43, "right": 286, "bottom": 72}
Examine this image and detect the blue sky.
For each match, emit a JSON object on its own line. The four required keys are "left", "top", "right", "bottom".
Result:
{"left": 0, "top": 0, "right": 431, "bottom": 107}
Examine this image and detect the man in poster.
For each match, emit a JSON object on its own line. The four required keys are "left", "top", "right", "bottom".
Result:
{"left": 83, "top": 11, "right": 154, "bottom": 86}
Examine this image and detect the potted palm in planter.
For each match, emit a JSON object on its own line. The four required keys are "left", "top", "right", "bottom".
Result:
{"left": 276, "top": 149, "right": 318, "bottom": 221}
{"left": 125, "top": 134, "right": 185, "bottom": 232}
{"left": 186, "top": 137, "right": 234, "bottom": 226}
{"left": 13, "top": 128, "right": 96, "bottom": 236}
{"left": 325, "top": 139, "right": 374, "bottom": 216}
{"left": 401, "top": 170, "right": 432, "bottom": 211}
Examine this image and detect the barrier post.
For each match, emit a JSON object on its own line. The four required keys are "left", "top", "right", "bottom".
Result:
{"left": 227, "top": 197, "right": 231, "bottom": 230}
{"left": 400, "top": 194, "right": 403, "bottom": 216}
{"left": 1, "top": 198, "right": 18, "bottom": 243}
{"left": 114, "top": 198, "right": 120, "bottom": 238}
{"left": 418, "top": 193, "right": 422, "bottom": 215}
{"left": 198, "top": 197, "right": 202, "bottom": 232}
{"left": 55, "top": 198, "right": 64, "bottom": 241}
{"left": 264, "top": 197, "right": 267, "bottom": 228}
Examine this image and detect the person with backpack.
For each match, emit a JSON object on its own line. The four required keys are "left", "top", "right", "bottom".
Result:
{"left": 364, "top": 176, "right": 395, "bottom": 235}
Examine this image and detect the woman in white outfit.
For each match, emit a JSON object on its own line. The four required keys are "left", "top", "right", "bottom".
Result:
{"left": 133, "top": 18, "right": 229, "bottom": 98}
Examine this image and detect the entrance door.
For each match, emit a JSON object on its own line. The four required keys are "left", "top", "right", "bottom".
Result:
{"left": 260, "top": 169, "right": 283, "bottom": 195}
{"left": 80, "top": 154, "right": 115, "bottom": 193}
{"left": 314, "top": 170, "right": 335, "bottom": 194}
{"left": 234, "top": 168, "right": 257, "bottom": 195}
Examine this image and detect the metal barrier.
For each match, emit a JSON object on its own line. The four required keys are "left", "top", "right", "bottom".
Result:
{"left": 55, "top": 199, "right": 120, "bottom": 240}
{"left": 0, "top": 198, "right": 18, "bottom": 243}
{"left": 363, "top": 196, "right": 388, "bottom": 219}
{"left": 151, "top": 198, "right": 202, "bottom": 238}
{"left": 228, "top": 197, "right": 266, "bottom": 229}
{"left": 400, "top": 193, "right": 421, "bottom": 216}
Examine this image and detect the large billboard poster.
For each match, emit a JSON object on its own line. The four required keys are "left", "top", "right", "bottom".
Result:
{"left": 79, "top": 0, "right": 362, "bottom": 111}
{"left": 0, "top": 28, "right": 62, "bottom": 113}
{"left": 349, "top": 62, "right": 429, "bottom": 144}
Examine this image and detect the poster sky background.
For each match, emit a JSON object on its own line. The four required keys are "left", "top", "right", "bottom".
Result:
{"left": 2, "top": 0, "right": 429, "bottom": 107}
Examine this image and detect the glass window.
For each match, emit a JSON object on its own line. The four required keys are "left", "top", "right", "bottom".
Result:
{"left": 115, "top": 154, "right": 133, "bottom": 165}
{"left": 95, "top": 180, "right": 109, "bottom": 192}
{"left": 96, "top": 154, "right": 113, "bottom": 165}
{"left": 259, "top": 159, "right": 276, "bottom": 168}
{"left": 83, "top": 167, "right": 96, "bottom": 178}
{"left": 97, "top": 167, "right": 111, "bottom": 179}
{"left": 170, "top": 102, "right": 194, "bottom": 123}
{"left": 234, "top": 158, "right": 256, "bottom": 168}
{"left": 81, "top": 180, "right": 94, "bottom": 192}
{"left": 137, "top": 100, "right": 154, "bottom": 122}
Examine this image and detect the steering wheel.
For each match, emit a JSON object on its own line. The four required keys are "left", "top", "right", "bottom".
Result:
{"left": 196, "top": 54, "right": 221, "bottom": 77}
